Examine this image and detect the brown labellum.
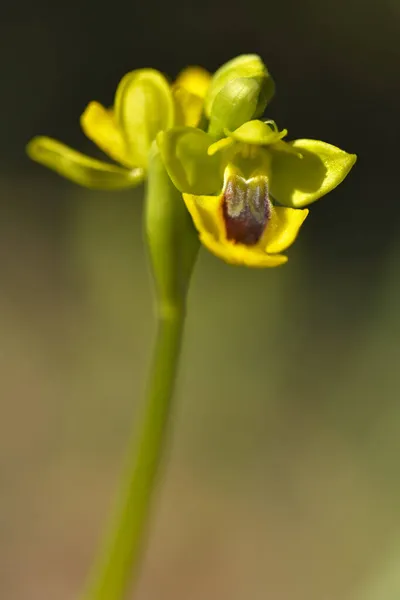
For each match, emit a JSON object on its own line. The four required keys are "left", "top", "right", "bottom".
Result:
{"left": 222, "top": 174, "right": 270, "bottom": 245}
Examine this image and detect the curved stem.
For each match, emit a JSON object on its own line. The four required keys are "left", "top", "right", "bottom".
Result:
{"left": 81, "top": 305, "right": 185, "bottom": 600}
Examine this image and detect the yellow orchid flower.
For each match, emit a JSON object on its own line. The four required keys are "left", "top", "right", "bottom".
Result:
{"left": 27, "top": 53, "right": 356, "bottom": 269}
{"left": 158, "top": 118, "right": 356, "bottom": 268}
{"left": 26, "top": 67, "right": 211, "bottom": 190}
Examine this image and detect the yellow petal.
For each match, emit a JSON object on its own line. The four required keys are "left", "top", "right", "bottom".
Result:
{"left": 80, "top": 101, "right": 133, "bottom": 168}
{"left": 182, "top": 192, "right": 222, "bottom": 240}
{"left": 183, "top": 193, "right": 287, "bottom": 268}
{"left": 262, "top": 206, "right": 309, "bottom": 254}
{"left": 174, "top": 67, "right": 211, "bottom": 99}
{"left": 173, "top": 87, "right": 204, "bottom": 127}
{"left": 200, "top": 232, "right": 288, "bottom": 267}
{"left": 114, "top": 69, "right": 175, "bottom": 169}
{"left": 26, "top": 137, "right": 144, "bottom": 189}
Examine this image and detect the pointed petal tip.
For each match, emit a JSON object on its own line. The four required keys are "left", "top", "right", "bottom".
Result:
{"left": 270, "top": 139, "right": 357, "bottom": 208}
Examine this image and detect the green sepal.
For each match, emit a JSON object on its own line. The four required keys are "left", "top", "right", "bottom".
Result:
{"left": 226, "top": 120, "right": 288, "bottom": 146}
{"left": 145, "top": 142, "right": 200, "bottom": 308}
{"left": 114, "top": 69, "right": 175, "bottom": 170}
{"left": 26, "top": 137, "right": 144, "bottom": 190}
{"left": 157, "top": 127, "right": 223, "bottom": 195}
{"left": 205, "top": 54, "right": 274, "bottom": 117}
{"left": 269, "top": 139, "right": 357, "bottom": 207}
{"left": 208, "top": 77, "right": 266, "bottom": 140}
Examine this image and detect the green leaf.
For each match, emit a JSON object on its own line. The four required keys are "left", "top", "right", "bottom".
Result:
{"left": 27, "top": 137, "right": 144, "bottom": 189}
{"left": 115, "top": 69, "right": 175, "bottom": 169}
{"left": 157, "top": 127, "right": 223, "bottom": 195}
{"left": 205, "top": 54, "right": 274, "bottom": 117}
{"left": 269, "top": 139, "right": 357, "bottom": 207}
{"left": 227, "top": 120, "right": 287, "bottom": 145}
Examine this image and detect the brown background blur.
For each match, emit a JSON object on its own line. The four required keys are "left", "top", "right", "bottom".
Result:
{"left": 1, "top": 0, "right": 400, "bottom": 598}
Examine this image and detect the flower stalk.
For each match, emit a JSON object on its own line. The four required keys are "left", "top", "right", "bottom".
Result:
{"left": 81, "top": 307, "right": 185, "bottom": 600}
{"left": 82, "top": 144, "right": 198, "bottom": 600}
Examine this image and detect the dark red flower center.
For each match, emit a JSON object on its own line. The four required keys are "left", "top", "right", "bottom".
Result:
{"left": 222, "top": 174, "right": 270, "bottom": 245}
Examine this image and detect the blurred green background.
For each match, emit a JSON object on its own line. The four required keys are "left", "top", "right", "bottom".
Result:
{"left": 1, "top": 0, "right": 400, "bottom": 598}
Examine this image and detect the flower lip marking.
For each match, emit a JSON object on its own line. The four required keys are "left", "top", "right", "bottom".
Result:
{"left": 222, "top": 173, "right": 270, "bottom": 245}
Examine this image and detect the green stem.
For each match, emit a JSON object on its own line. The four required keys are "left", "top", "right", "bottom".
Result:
{"left": 81, "top": 143, "right": 198, "bottom": 600}
{"left": 81, "top": 305, "right": 185, "bottom": 600}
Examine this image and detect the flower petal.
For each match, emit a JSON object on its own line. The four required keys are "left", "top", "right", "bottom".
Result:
{"left": 114, "top": 69, "right": 175, "bottom": 169}
{"left": 262, "top": 206, "right": 309, "bottom": 254}
{"left": 157, "top": 127, "right": 223, "bottom": 194}
{"left": 200, "top": 232, "right": 287, "bottom": 267}
{"left": 269, "top": 139, "right": 357, "bottom": 208}
{"left": 182, "top": 192, "right": 223, "bottom": 240}
{"left": 174, "top": 66, "right": 211, "bottom": 99}
{"left": 227, "top": 120, "right": 287, "bottom": 146}
{"left": 26, "top": 137, "right": 144, "bottom": 189}
{"left": 183, "top": 193, "right": 287, "bottom": 268}
{"left": 80, "top": 102, "right": 133, "bottom": 168}
{"left": 207, "top": 137, "right": 235, "bottom": 156}
{"left": 173, "top": 87, "right": 205, "bottom": 127}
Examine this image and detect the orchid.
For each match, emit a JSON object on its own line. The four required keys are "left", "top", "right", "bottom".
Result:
{"left": 26, "top": 54, "right": 357, "bottom": 600}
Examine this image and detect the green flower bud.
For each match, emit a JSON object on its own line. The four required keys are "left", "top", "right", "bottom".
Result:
{"left": 205, "top": 54, "right": 274, "bottom": 116}
{"left": 205, "top": 55, "right": 275, "bottom": 139}
{"left": 207, "top": 77, "right": 262, "bottom": 139}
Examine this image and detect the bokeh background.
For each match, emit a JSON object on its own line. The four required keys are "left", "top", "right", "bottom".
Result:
{"left": 2, "top": 0, "right": 400, "bottom": 598}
